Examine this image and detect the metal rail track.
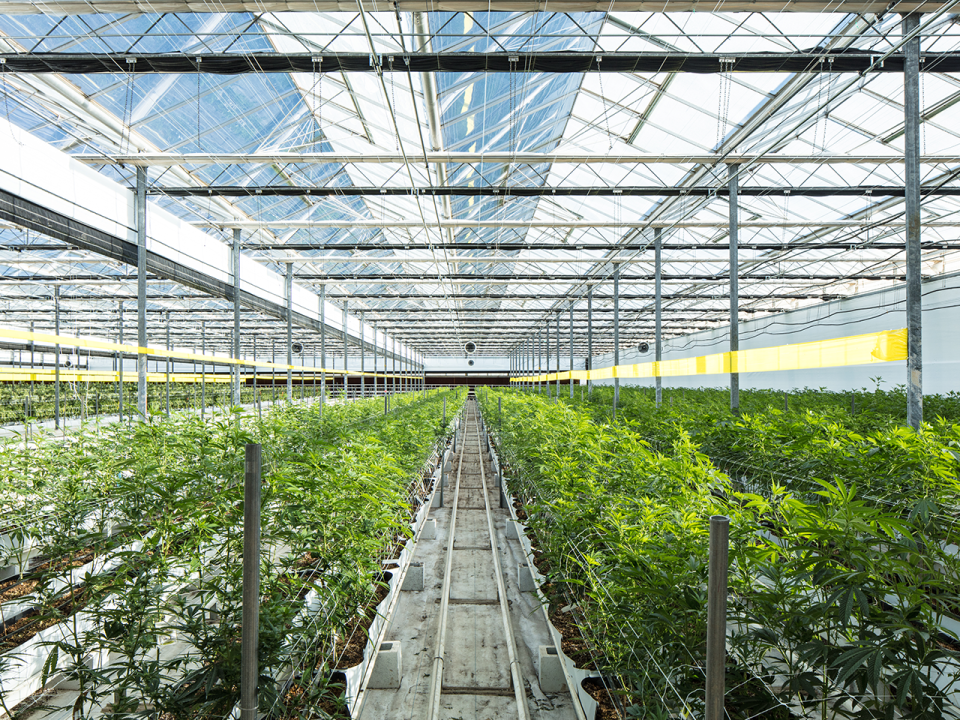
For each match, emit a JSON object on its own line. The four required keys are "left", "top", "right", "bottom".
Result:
{"left": 427, "top": 397, "right": 530, "bottom": 720}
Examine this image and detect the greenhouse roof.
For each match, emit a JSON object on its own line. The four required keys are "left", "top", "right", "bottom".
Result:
{"left": 0, "top": 4, "right": 958, "bottom": 359}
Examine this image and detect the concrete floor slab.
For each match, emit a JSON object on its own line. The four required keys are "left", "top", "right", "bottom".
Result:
{"left": 457, "top": 487, "right": 488, "bottom": 509}
{"left": 453, "top": 509, "right": 491, "bottom": 549}
{"left": 438, "top": 693, "right": 518, "bottom": 720}
{"left": 441, "top": 604, "right": 512, "bottom": 690}
{"left": 449, "top": 548, "right": 497, "bottom": 602}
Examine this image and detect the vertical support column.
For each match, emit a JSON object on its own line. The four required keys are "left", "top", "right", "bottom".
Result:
{"left": 165, "top": 310, "right": 171, "bottom": 416}
{"left": 373, "top": 323, "right": 378, "bottom": 397}
{"left": 613, "top": 263, "right": 620, "bottom": 418}
{"left": 705, "top": 515, "right": 730, "bottom": 720}
{"left": 360, "top": 312, "right": 366, "bottom": 398}
{"left": 233, "top": 228, "right": 242, "bottom": 407}
{"left": 587, "top": 287, "right": 593, "bottom": 397}
{"left": 118, "top": 301, "right": 124, "bottom": 420}
{"left": 569, "top": 301, "right": 574, "bottom": 398}
{"left": 285, "top": 264, "right": 293, "bottom": 403}
{"left": 342, "top": 301, "right": 349, "bottom": 398}
{"left": 555, "top": 312, "right": 561, "bottom": 398}
{"left": 136, "top": 166, "right": 148, "bottom": 420}
{"left": 904, "top": 12, "right": 923, "bottom": 429}
{"left": 240, "top": 443, "right": 262, "bottom": 720}
{"left": 546, "top": 321, "right": 551, "bottom": 396}
{"left": 655, "top": 227, "right": 663, "bottom": 409}
{"left": 201, "top": 320, "right": 206, "bottom": 417}
{"left": 320, "top": 289, "right": 326, "bottom": 415}
{"left": 54, "top": 286, "right": 61, "bottom": 429}
{"left": 537, "top": 329, "right": 542, "bottom": 394}
{"left": 728, "top": 163, "right": 740, "bottom": 415}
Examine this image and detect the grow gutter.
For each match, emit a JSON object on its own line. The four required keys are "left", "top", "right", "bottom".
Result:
{"left": 481, "top": 407, "right": 591, "bottom": 720}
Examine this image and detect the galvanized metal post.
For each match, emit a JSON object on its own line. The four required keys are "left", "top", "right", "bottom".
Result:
{"left": 372, "top": 322, "right": 378, "bottom": 397}
{"left": 537, "top": 329, "right": 542, "bottom": 394}
{"left": 241, "top": 443, "right": 262, "bottom": 720}
{"left": 546, "top": 321, "right": 551, "bottom": 396}
{"left": 285, "top": 264, "right": 293, "bottom": 403}
{"left": 270, "top": 338, "right": 276, "bottom": 405}
{"left": 728, "top": 164, "right": 740, "bottom": 415}
{"left": 569, "top": 301, "right": 574, "bottom": 398}
{"left": 54, "top": 286, "right": 60, "bottom": 429}
{"left": 136, "top": 167, "right": 148, "bottom": 420}
{"left": 555, "top": 312, "right": 561, "bottom": 398}
{"left": 706, "top": 515, "right": 730, "bottom": 720}
{"left": 201, "top": 320, "right": 206, "bottom": 417}
{"left": 587, "top": 287, "right": 594, "bottom": 397}
{"left": 360, "top": 312, "right": 366, "bottom": 398}
{"left": 165, "top": 310, "right": 171, "bottom": 416}
{"left": 233, "top": 228, "right": 242, "bottom": 407}
{"left": 320, "top": 289, "right": 326, "bottom": 416}
{"left": 655, "top": 227, "right": 663, "bottom": 409}
{"left": 118, "top": 301, "right": 124, "bottom": 420}
{"left": 342, "top": 301, "right": 349, "bottom": 398}
{"left": 904, "top": 12, "right": 924, "bottom": 429}
{"left": 613, "top": 263, "right": 620, "bottom": 419}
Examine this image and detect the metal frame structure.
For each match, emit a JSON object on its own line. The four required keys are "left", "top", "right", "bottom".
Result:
{"left": 0, "top": 4, "right": 953, "bottom": 426}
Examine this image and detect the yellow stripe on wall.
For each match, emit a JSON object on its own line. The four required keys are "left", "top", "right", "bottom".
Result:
{"left": 510, "top": 329, "right": 908, "bottom": 383}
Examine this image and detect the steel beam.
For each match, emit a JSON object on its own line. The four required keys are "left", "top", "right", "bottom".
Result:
{"left": 6, "top": 50, "right": 959, "bottom": 74}
{"left": 286, "top": 264, "right": 293, "bottom": 402}
{"left": 655, "top": 227, "right": 663, "bottom": 409}
{"left": 136, "top": 166, "right": 147, "bottom": 420}
{"left": 729, "top": 165, "right": 740, "bottom": 415}
{"left": 904, "top": 13, "right": 924, "bottom": 429}
{"left": 614, "top": 263, "right": 620, "bottom": 417}
{"left": 0, "top": 2, "right": 953, "bottom": 13}
{"left": 96, "top": 152, "right": 960, "bottom": 167}
{"left": 587, "top": 287, "right": 593, "bottom": 398}
{"left": 153, "top": 184, "right": 960, "bottom": 198}
{"left": 233, "top": 228, "right": 242, "bottom": 407}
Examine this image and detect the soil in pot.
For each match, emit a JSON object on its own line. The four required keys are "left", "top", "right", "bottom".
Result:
{"left": 333, "top": 573, "right": 392, "bottom": 670}
{"left": 581, "top": 677, "right": 625, "bottom": 720}
{"left": 0, "top": 586, "right": 89, "bottom": 651}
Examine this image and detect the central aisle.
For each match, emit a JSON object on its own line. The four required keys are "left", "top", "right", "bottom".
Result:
{"left": 359, "top": 396, "right": 578, "bottom": 720}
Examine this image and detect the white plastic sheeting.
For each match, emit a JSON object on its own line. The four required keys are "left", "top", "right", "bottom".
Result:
{"left": 0, "top": 117, "right": 416, "bottom": 363}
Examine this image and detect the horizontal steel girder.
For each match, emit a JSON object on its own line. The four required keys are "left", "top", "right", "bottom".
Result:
{"left": 0, "top": 2, "right": 952, "bottom": 13}
{"left": 3, "top": 50, "right": 959, "bottom": 74}
{"left": 155, "top": 185, "right": 960, "bottom": 198}
{"left": 91, "top": 153, "right": 960, "bottom": 167}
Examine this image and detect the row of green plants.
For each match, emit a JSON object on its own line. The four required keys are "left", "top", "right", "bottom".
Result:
{"left": 578, "top": 385, "right": 960, "bottom": 513}
{"left": 480, "top": 388, "right": 960, "bottom": 720}
{"left": 0, "top": 388, "right": 463, "bottom": 720}
{"left": 0, "top": 379, "right": 421, "bottom": 425}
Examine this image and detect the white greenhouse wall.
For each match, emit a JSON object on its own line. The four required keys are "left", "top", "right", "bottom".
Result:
{"left": 590, "top": 271, "right": 960, "bottom": 394}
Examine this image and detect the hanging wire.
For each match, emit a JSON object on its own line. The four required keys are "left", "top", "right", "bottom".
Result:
{"left": 716, "top": 63, "right": 732, "bottom": 151}
{"left": 196, "top": 57, "right": 202, "bottom": 152}
{"left": 1, "top": 59, "right": 22, "bottom": 147}
{"left": 120, "top": 63, "right": 134, "bottom": 155}
{"left": 313, "top": 56, "right": 322, "bottom": 152}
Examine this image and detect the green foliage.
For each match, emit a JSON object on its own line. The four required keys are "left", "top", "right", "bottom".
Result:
{"left": 0, "top": 389, "right": 465, "bottom": 719}
{"left": 485, "top": 387, "right": 960, "bottom": 720}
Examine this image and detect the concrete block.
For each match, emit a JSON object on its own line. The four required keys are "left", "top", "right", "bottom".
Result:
{"left": 421, "top": 518, "right": 437, "bottom": 540}
{"left": 402, "top": 562, "right": 424, "bottom": 592}
{"left": 538, "top": 646, "right": 566, "bottom": 693}
{"left": 505, "top": 520, "right": 521, "bottom": 540}
{"left": 518, "top": 563, "right": 536, "bottom": 592}
{"left": 368, "top": 642, "right": 402, "bottom": 689}
{"left": 431, "top": 489, "right": 442, "bottom": 508}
